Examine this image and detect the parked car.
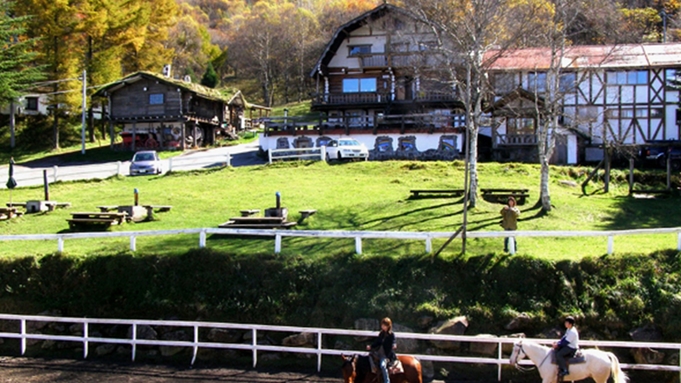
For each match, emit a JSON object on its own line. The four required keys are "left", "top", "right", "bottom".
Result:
{"left": 638, "top": 141, "right": 681, "bottom": 170}
{"left": 325, "top": 138, "right": 369, "bottom": 161}
{"left": 129, "top": 150, "right": 163, "bottom": 175}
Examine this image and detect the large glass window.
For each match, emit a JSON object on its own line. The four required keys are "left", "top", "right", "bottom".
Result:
{"left": 348, "top": 45, "right": 371, "bottom": 56}
{"left": 149, "top": 93, "right": 164, "bottom": 105}
{"left": 606, "top": 70, "right": 648, "bottom": 85}
{"left": 342, "top": 78, "right": 377, "bottom": 93}
{"left": 559, "top": 73, "right": 576, "bottom": 92}
{"left": 528, "top": 72, "right": 546, "bottom": 92}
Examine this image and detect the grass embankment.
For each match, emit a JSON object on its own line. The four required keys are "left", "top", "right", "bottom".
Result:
{"left": 0, "top": 161, "right": 677, "bottom": 258}
{"left": 1, "top": 162, "right": 681, "bottom": 349}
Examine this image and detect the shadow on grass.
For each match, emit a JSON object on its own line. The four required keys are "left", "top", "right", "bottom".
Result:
{"left": 602, "top": 193, "right": 681, "bottom": 230}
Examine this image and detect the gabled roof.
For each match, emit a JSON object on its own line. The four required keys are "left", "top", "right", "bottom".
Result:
{"left": 310, "top": 4, "right": 420, "bottom": 77}
{"left": 485, "top": 87, "right": 545, "bottom": 115}
{"left": 92, "top": 71, "right": 231, "bottom": 102}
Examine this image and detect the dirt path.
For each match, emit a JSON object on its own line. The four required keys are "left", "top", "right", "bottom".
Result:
{"left": 0, "top": 357, "right": 340, "bottom": 382}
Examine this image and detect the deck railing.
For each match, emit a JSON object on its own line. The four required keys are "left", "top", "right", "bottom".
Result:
{"left": 0, "top": 313, "right": 680, "bottom": 381}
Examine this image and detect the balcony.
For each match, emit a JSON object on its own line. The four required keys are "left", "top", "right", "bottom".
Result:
{"left": 496, "top": 134, "right": 537, "bottom": 146}
{"left": 312, "top": 92, "right": 390, "bottom": 107}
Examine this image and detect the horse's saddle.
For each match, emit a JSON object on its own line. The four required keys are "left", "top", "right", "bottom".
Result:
{"left": 369, "top": 356, "right": 405, "bottom": 375}
{"left": 550, "top": 349, "right": 586, "bottom": 365}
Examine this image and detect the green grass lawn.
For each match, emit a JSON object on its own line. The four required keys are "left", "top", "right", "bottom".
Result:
{"left": 0, "top": 160, "right": 677, "bottom": 259}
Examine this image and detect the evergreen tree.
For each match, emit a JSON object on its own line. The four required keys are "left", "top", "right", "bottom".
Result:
{"left": 200, "top": 61, "right": 218, "bottom": 88}
{"left": 0, "top": 0, "right": 45, "bottom": 104}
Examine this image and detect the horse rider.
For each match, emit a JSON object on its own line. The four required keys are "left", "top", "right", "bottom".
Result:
{"left": 367, "top": 317, "right": 397, "bottom": 383}
{"left": 553, "top": 316, "right": 579, "bottom": 377}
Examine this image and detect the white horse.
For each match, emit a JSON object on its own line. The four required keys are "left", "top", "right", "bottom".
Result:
{"left": 509, "top": 339, "right": 628, "bottom": 383}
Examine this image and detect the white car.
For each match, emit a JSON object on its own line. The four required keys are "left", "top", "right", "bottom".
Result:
{"left": 129, "top": 150, "right": 163, "bottom": 175}
{"left": 325, "top": 138, "right": 369, "bottom": 161}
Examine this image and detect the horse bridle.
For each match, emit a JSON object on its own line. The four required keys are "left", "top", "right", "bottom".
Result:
{"left": 511, "top": 341, "right": 537, "bottom": 373}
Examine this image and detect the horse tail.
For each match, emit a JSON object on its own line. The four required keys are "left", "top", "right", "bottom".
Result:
{"left": 607, "top": 352, "right": 629, "bottom": 383}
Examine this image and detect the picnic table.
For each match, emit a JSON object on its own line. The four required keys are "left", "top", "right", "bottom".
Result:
{"left": 67, "top": 211, "right": 128, "bottom": 230}
{"left": 0, "top": 207, "right": 21, "bottom": 220}
{"left": 409, "top": 189, "right": 465, "bottom": 198}
{"left": 240, "top": 209, "right": 260, "bottom": 217}
{"left": 480, "top": 188, "right": 529, "bottom": 205}
{"left": 219, "top": 216, "right": 297, "bottom": 229}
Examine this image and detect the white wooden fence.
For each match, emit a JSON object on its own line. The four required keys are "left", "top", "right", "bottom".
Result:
{"left": 1, "top": 227, "right": 680, "bottom": 255}
{"left": 0, "top": 313, "right": 679, "bottom": 381}
{"left": 268, "top": 147, "right": 326, "bottom": 163}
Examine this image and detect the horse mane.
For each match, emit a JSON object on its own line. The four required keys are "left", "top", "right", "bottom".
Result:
{"left": 355, "top": 354, "right": 372, "bottom": 382}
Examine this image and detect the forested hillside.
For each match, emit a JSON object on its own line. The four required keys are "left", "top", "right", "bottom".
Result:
{"left": 2, "top": 0, "right": 680, "bottom": 111}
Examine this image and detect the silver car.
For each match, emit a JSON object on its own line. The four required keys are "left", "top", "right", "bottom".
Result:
{"left": 129, "top": 150, "right": 163, "bottom": 175}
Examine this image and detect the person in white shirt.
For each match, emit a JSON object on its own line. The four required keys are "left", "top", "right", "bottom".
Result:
{"left": 553, "top": 316, "right": 579, "bottom": 377}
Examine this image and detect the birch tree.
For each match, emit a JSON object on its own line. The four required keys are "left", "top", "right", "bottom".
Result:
{"left": 402, "top": 0, "right": 543, "bottom": 207}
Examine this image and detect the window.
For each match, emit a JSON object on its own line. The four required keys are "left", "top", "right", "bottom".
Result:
{"left": 606, "top": 71, "right": 647, "bottom": 85}
{"left": 25, "top": 97, "right": 38, "bottom": 111}
{"left": 606, "top": 108, "right": 634, "bottom": 118}
{"left": 149, "top": 93, "right": 164, "bottom": 105}
{"left": 507, "top": 118, "right": 535, "bottom": 134}
{"left": 528, "top": 72, "right": 546, "bottom": 92}
{"left": 342, "top": 78, "right": 377, "bottom": 93}
{"left": 559, "top": 73, "right": 576, "bottom": 93}
{"left": 494, "top": 73, "right": 517, "bottom": 94}
{"left": 348, "top": 45, "right": 371, "bottom": 56}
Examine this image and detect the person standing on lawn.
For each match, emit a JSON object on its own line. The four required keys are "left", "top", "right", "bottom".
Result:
{"left": 500, "top": 196, "right": 520, "bottom": 252}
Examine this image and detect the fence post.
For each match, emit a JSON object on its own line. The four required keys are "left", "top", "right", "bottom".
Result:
{"left": 355, "top": 237, "right": 362, "bottom": 255}
{"left": 20, "top": 319, "right": 26, "bottom": 355}
{"left": 425, "top": 237, "right": 432, "bottom": 253}
{"left": 268, "top": 149, "right": 273, "bottom": 164}
{"left": 317, "top": 331, "right": 323, "bottom": 372}
{"left": 275, "top": 234, "right": 282, "bottom": 253}
{"left": 83, "top": 321, "right": 89, "bottom": 359}
{"left": 199, "top": 230, "right": 206, "bottom": 248}
{"left": 53, "top": 165, "right": 58, "bottom": 183}
{"left": 116, "top": 161, "right": 122, "bottom": 176}
{"left": 321, "top": 146, "right": 326, "bottom": 161}
{"left": 191, "top": 325, "right": 199, "bottom": 366}
{"left": 168, "top": 158, "right": 173, "bottom": 172}
{"left": 225, "top": 153, "right": 231, "bottom": 167}
{"left": 130, "top": 236, "right": 137, "bottom": 252}
{"left": 252, "top": 329, "right": 258, "bottom": 368}
{"left": 509, "top": 237, "right": 516, "bottom": 254}
{"left": 58, "top": 237, "right": 64, "bottom": 253}
{"left": 131, "top": 323, "right": 137, "bottom": 362}
{"left": 677, "top": 232, "right": 681, "bottom": 251}
{"left": 607, "top": 236, "right": 614, "bottom": 255}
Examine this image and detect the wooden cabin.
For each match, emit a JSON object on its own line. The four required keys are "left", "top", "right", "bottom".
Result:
{"left": 93, "top": 71, "right": 266, "bottom": 151}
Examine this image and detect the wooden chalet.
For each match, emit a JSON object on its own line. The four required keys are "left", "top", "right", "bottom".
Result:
{"left": 260, "top": 3, "right": 681, "bottom": 165}
{"left": 93, "top": 71, "right": 268, "bottom": 151}
{"left": 260, "top": 4, "right": 465, "bottom": 161}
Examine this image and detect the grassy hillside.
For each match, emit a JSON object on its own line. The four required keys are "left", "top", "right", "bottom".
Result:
{"left": 0, "top": 161, "right": 677, "bottom": 258}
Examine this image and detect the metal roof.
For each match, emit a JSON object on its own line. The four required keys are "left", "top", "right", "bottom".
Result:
{"left": 487, "top": 43, "right": 681, "bottom": 71}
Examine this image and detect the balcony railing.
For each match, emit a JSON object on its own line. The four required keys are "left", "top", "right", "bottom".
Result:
{"left": 497, "top": 134, "right": 538, "bottom": 146}
{"left": 312, "top": 91, "right": 458, "bottom": 106}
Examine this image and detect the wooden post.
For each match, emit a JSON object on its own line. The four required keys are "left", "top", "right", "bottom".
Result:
{"left": 9, "top": 99, "right": 15, "bottom": 148}
{"left": 667, "top": 149, "right": 672, "bottom": 190}
{"left": 132, "top": 122, "right": 136, "bottom": 152}
{"left": 604, "top": 147, "right": 610, "bottom": 193}
{"left": 629, "top": 158, "right": 635, "bottom": 196}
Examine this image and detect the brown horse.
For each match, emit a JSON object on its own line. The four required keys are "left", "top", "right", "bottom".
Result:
{"left": 341, "top": 354, "right": 423, "bottom": 383}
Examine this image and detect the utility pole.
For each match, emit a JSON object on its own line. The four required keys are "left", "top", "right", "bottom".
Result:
{"left": 81, "top": 69, "right": 87, "bottom": 155}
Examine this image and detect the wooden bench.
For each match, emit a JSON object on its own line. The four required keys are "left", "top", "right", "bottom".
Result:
{"left": 67, "top": 212, "right": 128, "bottom": 230}
{"left": 299, "top": 209, "right": 317, "bottom": 219}
{"left": 409, "top": 189, "right": 465, "bottom": 198}
{"left": 480, "top": 188, "right": 530, "bottom": 205}
{"left": 0, "top": 207, "right": 21, "bottom": 220}
{"left": 97, "top": 205, "right": 119, "bottom": 212}
{"left": 219, "top": 216, "right": 296, "bottom": 229}
{"left": 240, "top": 209, "right": 260, "bottom": 217}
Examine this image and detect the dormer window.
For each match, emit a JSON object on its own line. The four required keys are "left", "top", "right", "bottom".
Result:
{"left": 349, "top": 45, "right": 372, "bottom": 56}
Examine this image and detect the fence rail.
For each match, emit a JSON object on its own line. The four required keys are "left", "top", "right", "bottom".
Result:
{"left": 0, "top": 153, "right": 232, "bottom": 189}
{"left": 1, "top": 227, "right": 680, "bottom": 255}
{"left": 0, "top": 313, "right": 679, "bottom": 381}
{"left": 268, "top": 147, "right": 326, "bottom": 163}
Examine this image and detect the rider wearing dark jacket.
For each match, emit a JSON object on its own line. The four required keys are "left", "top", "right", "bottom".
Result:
{"left": 367, "top": 317, "right": 397, "bottom": 383}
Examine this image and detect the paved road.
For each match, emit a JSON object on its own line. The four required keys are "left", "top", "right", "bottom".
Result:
{"left": 0, "top": 142, "right": 265, "bottom": 189}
